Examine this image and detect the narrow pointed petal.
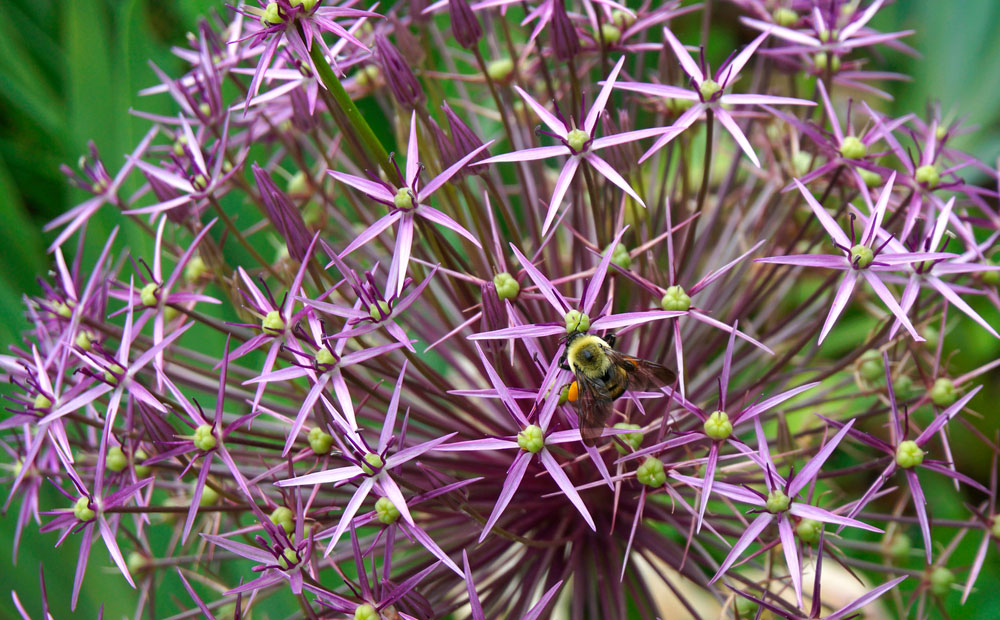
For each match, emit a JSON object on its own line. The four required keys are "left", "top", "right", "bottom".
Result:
{"left": 539, "top": 449, "right": 596, "bottom": 530}
{"left": 818, "top": 271, "right": 858, "bottom": 344}
{"left": 662, "top": 27, "right": 703, "bottom": 83}
{"left": 480, "top": 451, "right": 531, "bottom": 542}
{"left": 585, "top": 56, "right": 626, "bottom": 134}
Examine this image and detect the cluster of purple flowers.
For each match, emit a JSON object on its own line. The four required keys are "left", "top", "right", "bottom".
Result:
{"left": 4, "top": 0, "right": 1000, "bottom": 618}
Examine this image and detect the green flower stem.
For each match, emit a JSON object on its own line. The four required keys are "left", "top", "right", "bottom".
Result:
{"left": 307, "top": 41, "right": 395, "bottom": 180}
{"left": 686, "top": 108, "right": 714, "bottom": 253}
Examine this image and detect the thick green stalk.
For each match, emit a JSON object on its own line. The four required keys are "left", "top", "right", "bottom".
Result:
{"left": 308, "top": 42, "right": 395, "bottom": 179}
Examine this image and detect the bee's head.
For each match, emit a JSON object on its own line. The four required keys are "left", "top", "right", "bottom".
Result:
{"left": 565, "top": 334, "right": 612, "bottom": 378}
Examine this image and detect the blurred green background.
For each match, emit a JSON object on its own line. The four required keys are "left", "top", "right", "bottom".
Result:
{"left": 1, "top": 0, "right": 999, "bottom": 617}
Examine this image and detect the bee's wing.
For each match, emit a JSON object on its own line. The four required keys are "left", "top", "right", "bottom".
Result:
{"left": 573, "top": 374, "right": 615, "bottom": 447}
{"left": 608, "top": 351, "right": 676, "bottom": 392}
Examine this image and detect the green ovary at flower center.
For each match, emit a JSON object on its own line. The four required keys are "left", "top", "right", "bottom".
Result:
{"left": 660, "top": 285, "right": 691, "bottom": 311}
{"left": 369, "top": 299, "right": 392, "bottom": 321}
{"left": 261, "top": 2, "right": 283, "bottom": 25}
{"left": 361, "top": 453, "right": 384, "bottom": 475}
{"left": 991, "top": 515, "right": 1000, "bottom": 539}
{"left": 354, "top": 604, "right": 379, "bottom": 620}
{"left": 796, "top": 518, "right": 822, "bottom": 544}
{"left": 566, "top": 128, "right": 590, "bottom": 153}
{"left": 393, "top": 187, "right": 414, "bottom": 210}
{"left": 895, "top": 440, "right": 924, "bottom": 468}
{"left": 850, "top": 244, "right": 874, "bottom": 269}
{"left": 765, "top": 489, "right": 790, "bottom": 514}
{"left": 315, "top": 347, "right": 337, "bottom": 367}
{"left": 140, "top": 282, "right": 160, "bottom": 307}
{"left": 839, "top": 136, "right": 866, "bottom": 159}
{"left": 597, "top": 23, "right": 621, "bottom": 45}
{"left": 612, "top": 423, "right": 643, "bottom": 455}
{"left": 194, "top": 424, "right": 218, "bottom": 451}
{"left": 262, "top": 310, "right": 286, "bottom": 335}
{"left": 915, "top": 164, "right": 940, "bottom": 188}
{"left": 636, "top": 457, "right": 666, "bottom": 487}
{"left": 703, "top": 410, "right": 733, "bottom": 440}
{"left": 33, "top": 393, "right": 52, "bottom": 411}
{"left": 564, "top": 309, "right": 590, "bottom": 334}
{"left": 517, "top": 425, "right": 544, "bottom": 453}
{"left": 74, "top": 497, "right": 95, "bottom": 521}
{"left": 375, "top": 496, "right": 401, "bottom": 524}
{"left": 493, "top": 272, "right": 520, "bottom": 300}
{"left": 290, "top": 0, "right": 319, "bottom": 11}
{"left": 699, "top": 79, "right": 721, "bottom": 100}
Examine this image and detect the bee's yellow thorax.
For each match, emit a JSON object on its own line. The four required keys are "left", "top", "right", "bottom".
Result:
{"left": 566, "top": 334, "right": 612, "bottom": 378}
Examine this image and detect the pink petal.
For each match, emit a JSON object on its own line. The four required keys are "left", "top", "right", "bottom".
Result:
{"left": 512, "top": 85, "right": 566, "bottom": 138}
{"left": 662, "top": 27, "right": 703, "bottom": 83}
{"left": 715, "top": 109, "right": 760, "bottom": 167}
{"left": 862, "top": 271, "right": 922, "bottom": 341}
{"left": 585, "top": 56, "right": 626, "bottom": 134}
{"left": 405, "top": 111, "right": 419, "bottom": 187}
{"left": 818, "top": 271, "right": 858, "bottom": 344}
{"left": 586, "top": 153, "right": 645, "bottom": 206}
{"left": 541, "top": 157, "right": 581, "bottom": 235}
{"left": 539, "top": 449, "right": 596, "bottom": 530}
{"left": 480, "top": 451, "right": 531, "bottom": 542}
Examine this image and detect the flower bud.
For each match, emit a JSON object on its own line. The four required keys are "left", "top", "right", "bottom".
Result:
{"left": 773, "top": 8, "right": 798, "bottom": 27}
{"left": 253, "top": 164, "right": 312, "bottom": 263}
{"left": 376, "top": 34, "right": 425, "bottom": 109}
{"left": 443, "top": 102, "right": 490, "bottom": 172}
{"left": 550, "top": 0, "right": 580, "bottom": 61}
{"left": 200, "top": 484, "right": 220, "bottom": 507}
{"left": 448, "top": 0, "right": 483, "bottom": 49}
{"left": 886, "top": 532, "right": 911, "bottom": 559}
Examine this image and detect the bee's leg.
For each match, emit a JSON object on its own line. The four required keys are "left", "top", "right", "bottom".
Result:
{"left": 604, "top": 333, "right": 617, "bottom": 348}
{"left": 559, "top": 359, "right": 572, "bottom": 371}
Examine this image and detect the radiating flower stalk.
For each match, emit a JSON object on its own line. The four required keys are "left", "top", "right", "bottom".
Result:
{"left": 3, "top": 1, "right": 1000, "bottom": 618}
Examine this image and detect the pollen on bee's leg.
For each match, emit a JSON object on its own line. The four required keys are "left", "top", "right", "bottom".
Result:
{"left": 568, "top": 382, "right": 579, "bottom": 403}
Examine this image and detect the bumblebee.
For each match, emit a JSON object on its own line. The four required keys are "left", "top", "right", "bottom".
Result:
{"left": 560, "top": 332, "right": 676, "bottom": 446}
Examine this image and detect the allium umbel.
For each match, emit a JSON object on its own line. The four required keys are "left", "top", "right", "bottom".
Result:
{"left": 4, "top": 1, "right": 1000, "bottom": 619}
